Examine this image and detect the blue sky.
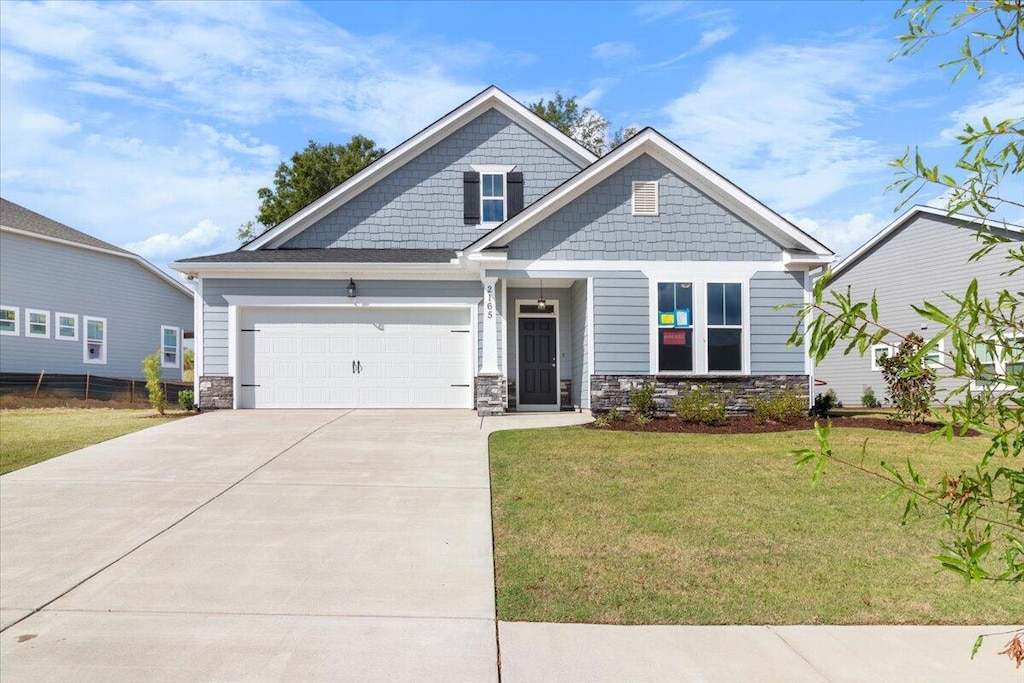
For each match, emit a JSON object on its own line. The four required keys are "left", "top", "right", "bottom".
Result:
{"left": 1, "top": 0, "right": 1021, "bottom": 271}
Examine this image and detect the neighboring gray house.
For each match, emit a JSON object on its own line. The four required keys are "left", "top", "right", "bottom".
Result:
{"left": 172, "top": 86, "right": 834, "bottom": 414}
{"left": 815, "top": 206, "right": 1023, "bottom": 406}
{"left": 0, "top": 199, "right": 194, "bottom": 381}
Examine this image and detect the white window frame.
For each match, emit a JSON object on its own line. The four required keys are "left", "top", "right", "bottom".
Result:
{"left": 971, "top": 335, "right": 1022, "bottom": 391}
{"left": 871, "top": 344, "right": 894, "bottom": 372}
{"left": 25, "top": 309, "right": 50, "bottom": 339}
{"left": 56, "top": 312, "right": 78, "bottom": 341}
{"left": 0, "top": 305, "right": 19, "bottom": 336}
{"left": 652, "top": 279, "right": 749, "bottom": 375}
{"left": 161, "top": 325, "right": 180, "bottom": 368}
{"left": 632, "top": 181, "right": 659, "bottom": 216}
{"left": 654, "top": 280, "right": 697, "bottom": 374}
{"left": 924, "top": 338, "right": 945, "bottom": 369}
{"left": 472, "top": 164, "right": 514, "bottom": 228}
{"left": 706, "top": 281, "right": 746, "bottom": 374}
{"left": 83, "top": 316, "right": 107, "bottom": 365}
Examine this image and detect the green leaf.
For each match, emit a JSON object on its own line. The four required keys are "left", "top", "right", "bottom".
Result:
{"left": 971, "top": 634, "right": 984, "bottom": 660}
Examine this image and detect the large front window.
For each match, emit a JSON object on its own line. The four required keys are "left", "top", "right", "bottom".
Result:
{"left": 481, "top": 173, "right": 505, "bottom": 223}
{"left": 707, "top": 282, "right": 743, "bottom": 372}
{"left": 657, "top": 282, "right": 693, "bottom": 371}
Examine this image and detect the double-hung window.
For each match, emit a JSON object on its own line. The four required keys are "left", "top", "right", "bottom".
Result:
{"left": 161, "top": 325, "right": 180, "bottom": 368}
{"left": 871, "top": 344, "right": 894, "bottom": 371}
{"left": 57, "top": 313, "right": 78, "bottom": 341}
{"left": 707, "top": 283, "right": 743, "bottom": 372}
{"left": 84, "top": 316, "right": 107, "bottom": 364}
{"left": 481, "top": 173, "right": 505, "bottom": 223}
{"left": 0, "top": 305, "right": 19, "bottom": 335}
{"left": 973, "top": 336, "right": 1023, "bottom": 389}
{"left": 657, "top": 282, "right": 694, "bottom": 371}
{"left": 25, "top": 309, "right": 50, "bottom": 338}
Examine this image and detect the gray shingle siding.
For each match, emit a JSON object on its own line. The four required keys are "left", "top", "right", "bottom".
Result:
{"left": 200, "top": 278, "right": 484, "bottom": 376}
{"left": 0, "top": 231, "right": 193, "bottom": 379}
{"left": 281, "top": 109, "right": 584, "bottom": 250}
{"left": 816, "top": 213, "right": 1023, "bottom": 405}
{"left": 506, "top": 154, "right": 783, "bottom": 261}
{"left": 570, "top": 279, "right": 589, "bottom": 408}
{"left": 750, "top": 271, "right": 805, "bottom": 375}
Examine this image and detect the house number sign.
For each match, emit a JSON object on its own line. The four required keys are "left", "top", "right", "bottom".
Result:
{"left": 485, "top": 284, "right": 494, "bottom": 319}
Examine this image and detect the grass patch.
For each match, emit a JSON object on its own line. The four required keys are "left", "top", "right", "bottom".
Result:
{"left": 490, "top": 426, "right": 1021, "bottom": 625}
{"left": 0, "top": 408, "right": 182, "bottom": 475}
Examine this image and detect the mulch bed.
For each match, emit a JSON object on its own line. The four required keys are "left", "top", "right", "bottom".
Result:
{"left": 585, "top": 414, "right": 982, "bottom": 436}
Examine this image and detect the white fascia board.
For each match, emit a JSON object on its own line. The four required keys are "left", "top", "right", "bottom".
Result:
{"left": 831, "top": 205, "right": 1024, "bottom": 279}
{"left": 466, "top": 129, "right": 834, "bottom": 258}
{"left": 170, "top": 262, "right": 477, "bottom": 280}
{"left": 466, "top": 250, "right": 508, "bottom": 262}
{"left": 1, "top": 225, "right": 195, "bottom": 299}
{"left": 243, "top": 86, "right": 597, "bottom": 252}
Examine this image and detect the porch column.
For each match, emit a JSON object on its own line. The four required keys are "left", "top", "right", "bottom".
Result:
{"left": 480, "top": 275, "right": 499, "bottom": 374}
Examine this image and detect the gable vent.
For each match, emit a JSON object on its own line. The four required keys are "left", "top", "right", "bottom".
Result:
{"left": 632, "top": 181, "right": 658, "bottom": 216}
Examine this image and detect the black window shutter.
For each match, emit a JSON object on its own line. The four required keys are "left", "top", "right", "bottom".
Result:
{"left": 507, "top": 172, "right": 524, "bottom": 218}
{"left": 463, "top": 171, "right": 480, "bottom": 225}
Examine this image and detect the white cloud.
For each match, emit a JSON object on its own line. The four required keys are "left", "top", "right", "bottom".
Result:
{"left": 633, "top": 1, "right": 690, "bottom": 23}
{"left": 691, "top": 25, "right": 736, "bottom": 54}
{"left": 126, "top": 219, "right": 227, "bottom": 259}
{"left": 784, "top": 211, "right": 887, "bottom": 258}
{"left": 591, "top": 41, "right": 637, "bottom": 63}
{"left": 663, "top": 39, "right": 903, "bottom": 211}
{"left": 0, "top": 1, "right": 484, "bottom": 147}
{"left": 936, "top": 78, "right": 1024, "bottom": 144}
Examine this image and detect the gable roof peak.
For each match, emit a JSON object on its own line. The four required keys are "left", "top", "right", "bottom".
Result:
{"left": 242, "top": 85, "right": 598, "bottom": 251}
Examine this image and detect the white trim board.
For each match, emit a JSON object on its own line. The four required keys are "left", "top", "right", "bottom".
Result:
{"left": 1, "top": 225, "right": 195, "bottom": 299}
{"left": 465, "top": 128, "right": 834, "bottom": 258}
{"left": 242, "top": 86, "right": 597, "bottom": 251}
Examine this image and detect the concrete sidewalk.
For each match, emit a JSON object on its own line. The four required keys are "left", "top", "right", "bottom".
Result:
{"left": 498, "top": 622, "right": 1023, "bottom": 683}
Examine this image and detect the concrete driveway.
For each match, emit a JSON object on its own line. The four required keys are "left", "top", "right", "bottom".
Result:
{"left": 0, "top": 409, "right": 587, "bottom": 682}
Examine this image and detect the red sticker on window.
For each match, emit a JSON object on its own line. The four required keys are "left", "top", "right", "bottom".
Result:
{"left": 662, "top": 330, "right": 688, "bottom": 346}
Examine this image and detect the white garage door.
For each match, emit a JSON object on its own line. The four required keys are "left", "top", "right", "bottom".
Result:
{"left": 238, "top": 307, "right": 473, "bottom": 409}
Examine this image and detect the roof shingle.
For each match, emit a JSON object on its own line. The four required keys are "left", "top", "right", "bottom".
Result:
{"left": 175, "top": 248, "right": 458, "bottom": 264}
{"left": 0, "top": 198, "right": 129, "bottom": 254}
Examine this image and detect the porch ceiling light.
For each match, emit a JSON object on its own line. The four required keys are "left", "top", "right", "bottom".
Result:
{"left": 536, "top": 279, "right": 547, "bottom": 311}
{"left": 347, "top": 278, "right": 357, "bottom": 298}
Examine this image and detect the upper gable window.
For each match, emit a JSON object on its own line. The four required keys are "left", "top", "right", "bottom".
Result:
{"left": 481, "top": 173, "right": 506, "bottom": 223}
{"left": 632, "top": 181, "right": 659, "bottom": 216}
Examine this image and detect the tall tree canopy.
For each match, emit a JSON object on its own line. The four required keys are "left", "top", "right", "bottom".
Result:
{"left": 239, "top": 135, "right": 385, "bottom": 240}
{"left": 529, "top": 93, "right": 639, "bottom": 156}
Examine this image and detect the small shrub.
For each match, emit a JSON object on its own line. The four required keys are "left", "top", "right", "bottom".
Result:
{"left": 634, "top": 413, "right": 653, "bottom": 426}
{"left": 593, "top": 415, "right": 610, "bottom": 427}
{"left": 878, "top": 332, "right": 937, "bottom": 424}
{"left": 629, "top": 383, "right": 657, "bottom": 419}
{"left": 861, "top": 385, "right": 881, "bottom": 409}
{"left": 178, "top": 389, "right": 196, "bottom": 412}
{"left": 810, "top": 389, "right": 837, "bottom": 418}
{"left": 142, "top": 352, "right": 166, "bottom": 415}
{"left": 673, "top": 385, "right": 728, "bottom": 425}
{"left": 607, "top": 407, "right": 622, "bottom": 422}
{"left": 751, "top": 390, "right": 806, "bottom": 424}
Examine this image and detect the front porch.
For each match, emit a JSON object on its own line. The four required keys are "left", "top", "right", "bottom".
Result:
{"left": 475, "top": 276, "right": 588, "bottom": 416}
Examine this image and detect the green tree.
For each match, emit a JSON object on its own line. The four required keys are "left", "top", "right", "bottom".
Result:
{"left": 789, "top": 0, "right": 1023, "bottom": 666}
{"left": 609, "top": 125, "right": 641, "bottom": 150}
{"left": 530, "top": 92, "right": 608, "bottom": 156}
{"left": 142, "top": 352, "right": 166, "bottom": 415}
{"left": 238, "top": 136, "right": 386, "bottom": 240}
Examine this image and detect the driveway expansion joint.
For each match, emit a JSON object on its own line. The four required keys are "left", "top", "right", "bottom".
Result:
{"left": 766, "top": 625, "right": 831, "bottom": 682}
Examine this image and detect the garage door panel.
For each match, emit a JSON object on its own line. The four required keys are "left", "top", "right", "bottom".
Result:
{"left": 239, "top": 307, "right": 472, "bottom": 409}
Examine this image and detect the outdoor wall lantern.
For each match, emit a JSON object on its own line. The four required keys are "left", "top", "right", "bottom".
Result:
{"left": 347, "top": 278, "right": 357, "bottom": 298}
{"left": 536, "top": 279, "right": 548, "bottom": 312}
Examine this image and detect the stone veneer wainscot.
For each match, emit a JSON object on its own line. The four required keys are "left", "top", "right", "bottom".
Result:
{"left": 589, "top": 375, "right": 810, "bottom": 415}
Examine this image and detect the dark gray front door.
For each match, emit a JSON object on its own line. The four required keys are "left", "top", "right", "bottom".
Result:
{"left": 518, "top": 318, "right": 557, "bottom": 405}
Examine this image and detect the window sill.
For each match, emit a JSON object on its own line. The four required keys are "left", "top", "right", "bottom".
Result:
{"left": 477, "top": 222, "right": 503, "bottom": 229}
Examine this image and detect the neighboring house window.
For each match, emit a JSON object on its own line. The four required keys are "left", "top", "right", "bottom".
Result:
{"left": 924, "top": 339, "right": 945, "bottom": 369}
{"left": 972, "top": 337, "right": 1022, "bottom": 389}
{"left": 481, "top": 173, "right": 505, "bottom": 223}
{"left": 161, "top": 325, "right": 180, "bottom": 368}
{"left": 0, "top": 305, "right": 18, "bottom": 336}
{"left": 871, "top": 344, "right": 893, "bottom": 372}
{"left": 657, "top": 282, "right": 694, "bottom": 372}
{"left": 83, "top": 316, "right": 107, "bottom": 364}
{"left": 707, "top": 282, "right": 743, "bottom": 372}
{"left": 57, "top": 313, "right": 78, "bottom": 341}
{"left": 25, "top": 309, "right": 50, "bottom": 338}
{"left": 632, "top": 181, "right": 659, "bottom": 216}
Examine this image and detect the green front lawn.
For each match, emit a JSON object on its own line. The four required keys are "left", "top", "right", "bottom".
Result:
{"left": 490, "top": 426, "right": 1021, "bottom": 625}
{"left": 0, "top": 408, "right": 181, "bottom": 475}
